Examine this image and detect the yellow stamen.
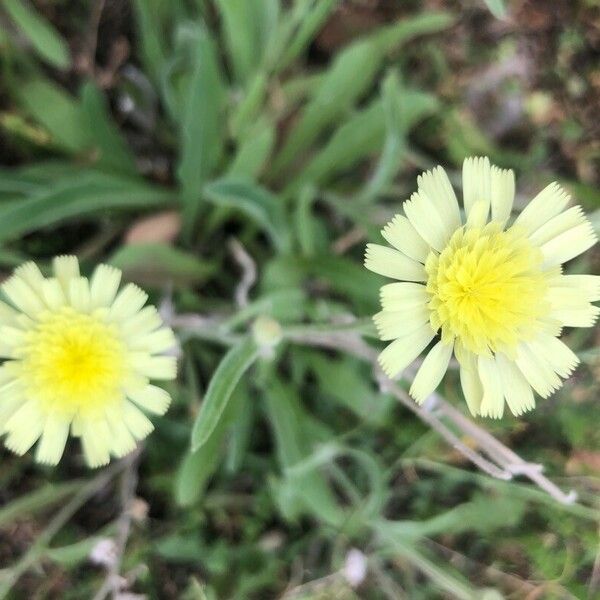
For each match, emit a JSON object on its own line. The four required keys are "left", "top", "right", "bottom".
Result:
{"left": 15, "top": 307, "right": 128, "bottom": 417}
{"left": 426, "top": 223, "right": 549, "bottom": 355}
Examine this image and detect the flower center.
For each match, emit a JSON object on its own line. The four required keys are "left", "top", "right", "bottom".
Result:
{"left": 17, "top": 307, "right": 128, "bottom": 415}
{"left": 425, "top": 223, "right": 549, "bottom": 355}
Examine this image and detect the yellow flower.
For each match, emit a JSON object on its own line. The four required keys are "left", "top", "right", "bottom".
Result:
{"left": 365, "top": 157, "right": 598, "bottom": 417}
{"left": 0, "top": 256, "right": 177, "bottom": 466}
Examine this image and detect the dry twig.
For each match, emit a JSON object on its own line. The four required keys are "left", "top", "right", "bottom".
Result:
{"left": 92, "top": 447, "right": 143, "bottom": 600}
{"left": 285, "top": 323, "right": 578, "bottom": 505}
{"left": 229, "top": 238, "right": 257, "bottom": 308}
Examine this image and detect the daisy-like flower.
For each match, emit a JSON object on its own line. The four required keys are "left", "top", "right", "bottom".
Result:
{"left": 0, "top": 256, "right": 177, "bottom": 467}
{"left": 365, "top": 157, "right": 598, "bottom": 417}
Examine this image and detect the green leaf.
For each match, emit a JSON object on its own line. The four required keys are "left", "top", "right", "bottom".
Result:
{"left": 132, "top": 0, "right": 169, "bottom": 82}
{"left": 80, "top": 82, "right": 137, "bottom": 175}
{"left": 191, "top": 338, "right": 259, "bottom": 451}
{"left": 263, "top": 378, "right": 347, "bottom": 528}
{"left": 275, "top": 0, "right": 341, "bottom": 72}
{"left": 360, "top": 71, "right": 407, "bottom": 201}
{"left": 177, "top": 24, "right": 226, "bottom": 233}
{"left": 306, "top": 354, "right": 393, "bottom": 425}
{"left": 287, "top": 99, "right": 385, "bottom": 192}
{"left": 3, "top": 0, "right": 70, "bottom": 68}
{"left": 230, "top": 73, "right": 268, "bottom": 139}
{"left": 375, "top": 531, "right": 481, "bottom": 600}
{"left": 215, "top": 0, "right": 278, "bottom": 83}
{"left": 177, "top": 383, "right": 249, "bottom": 505}
{"left": 288, "top": 87, "right": 437, "bottom": 193}
{"left": 228, "top": 119, "right": 275, "bottom": 179}
{"left": 18, "top": 80, "right": 89, "bottom": 153}
{"left": 0, "top": 172, "right": 172, "bottom": 243}
{"left": 262, "top": 255, "right": 379, "bottom": 311}
{"left": 272, "top": 12, "right": 452, "bottom": 175}
{"left": 204, "top": 178, "right": 291, "bottom": 251}
{"left": 379, "top": 493, "right": 527, "bottom": 542}
{"left": 294, "top": 185, "right": 320, "bottom": 257}
{"left": 225, "top": 396, "right": 254, "bottom": 473}
{"left": 109, "top": 243, "right": 214, "bottom": 288}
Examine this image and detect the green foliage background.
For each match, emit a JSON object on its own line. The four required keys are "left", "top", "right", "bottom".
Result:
{"left": 0, "top": 1, "right": 598, "bottom": 598}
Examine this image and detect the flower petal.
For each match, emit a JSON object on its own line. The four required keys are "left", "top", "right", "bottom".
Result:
{"left": 527, "top": 334, "right": 579, "bottom": 379}
{"left": 90, "top": 264, "right": 122, "bottom": 309}
{"left": 109, "top": 283, "right": 148, "bottom": 321}
{"left": 4, "top": 400, "right": 45, "bottom": 455}
{"left": 2, "top": 275, "right": 45, "bottom": 317}
{"left": 53, "top": 255, "right": 80, "bottom": 293}
{"left": 403, "top": 192, "right": 453, "bottom": 252}
{"left": 495, "top": 353, "right": 535, "bottom": 416}
{"left": 458, "top": 351, "right": 483, "bottom": 416}
{"left": 373, "top": 305, "right": 431, "bottom": 340}
{"left": 80, "top": 418, "right": 111, "bottom": 467}
{"left": 123, "top": 401, "right": 154, "bottom": 440}
{"left": 515, "top": 343, "right": 561, "bottom": 398}
{"left": 381, "top": 214, "right": 430, "bottom": 262}
{"left": 477, "top": 355, "right": 504, "bottom": 419}
{"left": 378, "top": 323, "right": 435, "bottom": 378}
{"left": 462, "top": 156, "right": 491, "bottom": 220}
{"left": 417, "top": 166, "right": 461, "bottom": 232}
{"left": 35, "top": 414, "right": 70, "bottom": 465}
{"left": 549, "top": 304, "right": 599, "bottom": 328}
{"left": 127, "top": 385, "right": 172, "bottom": 415}
{"left": 69, "top": 277, "right": 91, "bottom": 313}
{"left": 513, "top": 182, "right": 570, "bottom": 234}
{"left": 409, "top": 340, "right": 454, "bottom": 403}
{"left": 130, "top": 354, "right": 177, "bottom": 380}
{"left": 130, "top": 327, "right": 176, "bottom": 354}
{"left": 490, "top": 166, "right": 514, "bottom": 226}
{"left": 364, "top": 244, "right": 426, "bottom": 281}
{"left": 540, "top": 218, "right": 596, "bottom": 267}
{"left": 379, "top": 282, "right": 428, "bottom": 311}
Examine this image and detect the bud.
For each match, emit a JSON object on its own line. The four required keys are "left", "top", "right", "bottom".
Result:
{"left": 252, "top": 316, "right": 283, "bottom": 353}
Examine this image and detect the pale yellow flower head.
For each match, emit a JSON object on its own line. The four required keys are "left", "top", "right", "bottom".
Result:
{"left": 0, "top": 256, "right": 177, "bottom": 466}
{"left": 365, "top": 157, "right": 598, "bottom": 417}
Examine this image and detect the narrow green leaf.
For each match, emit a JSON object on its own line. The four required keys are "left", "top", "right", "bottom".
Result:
{"left": 132, "top": 0, "right": 169, "bottom": 81}
{"left": 376, "top": 530, "right": 480, "bottom": 600}
{"left": 0, "top": 173, "right": 172, "bottom": 242}
{"left": 295, "top": 186, "right": 319, "bottom": 257}
{"left": 360, "top": 71, "right": 407, "bottom": 201}
{"left": 177, "top": 384, "right": 249, "bottom": 505}
{"left": 204, "top": 178, "right": 291, "bottom": 251}
{"left": 262, "top": 255, "right": 379, "bottom": 310}
{"left": 177, "top": 25, "right": 225, "bottom": 233}
{"left": 263, "top": 378, "right": 347, "bottom": 528}
{"left": 215, "top": 0, "right": 276, "bottom": 82}
{"left": 306, "top": 354, "right": 393, "bottom": 425}
{"left": 275, "top": 0, "right": 341, "bottom": 72}
{"left": 109, "top": 243, "right": 214, "bottom": 288}
{"left": 18, "top": 80, "right": 88, "bottom": 152}
{"left": 272, "top": 12, "right": 452, "bottom": 175}
{"left": 3, "top": 0, "right": 70, "bottom": 68}
{"left": 228, "top": 119, "right": 275, "bottom": 179}
{"left": 287, "top": 99, "right": 385, "bottom": 192}
{"left": 230, "top": 72, "right": 268, "bottom": 139}
{"left": 80, "top": 82, "right": 137, "bottom": 175}
{"left": 191, "top": 338, "right": 259, "bottom": 451}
